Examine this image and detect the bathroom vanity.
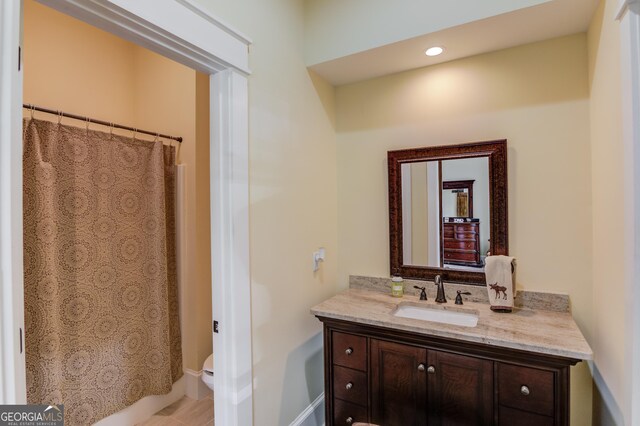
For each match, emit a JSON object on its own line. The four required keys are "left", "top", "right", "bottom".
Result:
{"left": 312, "top": 288, "right": 592, "bottom": 426}
{"left": 314, "top": 139, "right": 591, "bottom": 424}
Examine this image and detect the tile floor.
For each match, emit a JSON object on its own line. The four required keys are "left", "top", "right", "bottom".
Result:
{"left": 136, "top": 395, "right": 214, "bottom": 426}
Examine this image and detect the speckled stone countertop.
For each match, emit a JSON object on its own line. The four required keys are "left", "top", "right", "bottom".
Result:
{"left": 311, "top": 288, "right": 592, "bottom": 361}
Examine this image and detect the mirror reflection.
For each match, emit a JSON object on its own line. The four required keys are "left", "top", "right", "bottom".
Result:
{"left": 401, "top": 157, "right": 490, "bottom": 272}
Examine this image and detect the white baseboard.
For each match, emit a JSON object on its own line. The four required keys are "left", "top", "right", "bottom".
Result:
{"left": 94, "top": 376, "right": 185, "bottom": 426}
{"left": 290, "top": 392, "right": 325, "bottom": 426}
{"left": 184, "top": 368, "right": 213, "bottom": 400}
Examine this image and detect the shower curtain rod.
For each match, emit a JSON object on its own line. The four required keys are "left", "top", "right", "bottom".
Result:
{"left": 23, "top": 104, "right": 183, "bottom": 143}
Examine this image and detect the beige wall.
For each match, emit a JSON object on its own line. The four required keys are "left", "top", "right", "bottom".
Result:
{"left": 335, "top": 34, "right": 594, "bottom": 425}
{"left": 588, "top": 0, "right": 625, "bottom": 423}
{"left": 23, "top": 0, "right": 212, "bottom": 372}
{"left": 23, "top": 1, "right": 135, "bottom": 127}
{"left": 194, "top": 73, "right": 213, "bottom": 368}
{"left": 192, "top": 0, "right": 340, "bottom": 424}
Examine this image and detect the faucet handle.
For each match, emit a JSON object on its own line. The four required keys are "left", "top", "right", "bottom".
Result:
{"left": 455, "top": 290, "right": 472, "bottom": 305}
{"left": 413, "top": 286, "right": 427, "bottom": 301}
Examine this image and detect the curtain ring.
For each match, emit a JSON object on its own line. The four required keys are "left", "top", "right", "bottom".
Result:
{"left": 133, "top": 128, "right": 137, "bottom": 140}
{"left": 154, "top": 133, "right": 160, "bottom": 143}
{"left": 85, "top": 117, "right": 91, "bottom": 132}
{"left": 57, "top": 111, "right": 63, "bottom": 124}
{"left": 109, "top": 123, "right": 114, "bottom": 137}
{"left": 30, "top": 105, "right": 35, "bottom": 119}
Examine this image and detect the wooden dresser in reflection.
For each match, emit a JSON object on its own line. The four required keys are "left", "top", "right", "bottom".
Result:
{"left": 442, "top": 221, "right": 481, "bottom": 266}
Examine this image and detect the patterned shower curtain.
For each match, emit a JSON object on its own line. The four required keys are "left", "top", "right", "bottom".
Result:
{"left": 23, "top": 118, "right": 182, "bottom": 425}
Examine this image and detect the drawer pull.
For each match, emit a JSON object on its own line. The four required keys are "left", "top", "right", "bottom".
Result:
{"left": 427, "top": 365, "right": 436, "bottom": 374}
{"left": 345, "top": 382, "right": 353, "bottom": 390}
{"left": 418, "top": 363, "right": 425, "bottom": 372}
{"left": 345, "top": 417, "right": 353, "bottom": 424}
{"left": 345, "top": 347, "right": 353, "bottom": 355}
{"left": 520, "top": 385, "right": 530, "bottom": 396}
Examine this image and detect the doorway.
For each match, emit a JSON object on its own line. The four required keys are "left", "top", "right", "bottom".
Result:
{"left": 23, "top": 2, "right": 210, "bottom": 422}
{"left": 0, "top": 0, "right": 252, "bottom": 424}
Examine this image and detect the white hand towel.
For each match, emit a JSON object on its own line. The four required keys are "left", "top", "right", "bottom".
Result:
{"left": 485, "top": 255, "right": 516, "bottom": 312}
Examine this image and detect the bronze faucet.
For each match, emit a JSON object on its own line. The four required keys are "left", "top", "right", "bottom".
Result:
{"left": 434, "top": 275, "right": 447, "bottom": 303}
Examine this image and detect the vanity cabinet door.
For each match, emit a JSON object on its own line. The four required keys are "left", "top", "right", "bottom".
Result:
{"left": 427, "top": 350, "right": 493, "bottom": 426}
{"left": 370, "top": 339, "right": 427, "bottom": 426}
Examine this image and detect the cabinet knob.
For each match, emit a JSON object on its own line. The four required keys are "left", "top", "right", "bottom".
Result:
{"left": 520, "top": 385, "right": 530, "bottom": 396}
{"left": 345, "top": 417, "right": 353, "bottom": 424}
{"left": 417, "top": 363, "right": 426, "bottom": 372}
{"left": 345, "top": 347, "right": 353, "bottom": 355}
{"left": 427, "top": 365, "right": 436, "bottom": 374}
{"left": 345, "top": 382, "right": 353, "bottom": 390}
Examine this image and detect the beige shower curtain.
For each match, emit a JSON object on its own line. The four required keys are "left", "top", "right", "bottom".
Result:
{"left": 23, "top": 118, "right": 182, "bottom": 425}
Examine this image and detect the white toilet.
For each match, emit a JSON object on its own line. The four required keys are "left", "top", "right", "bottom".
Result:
{"left": 202, "top": 353, "right": 214, "bottom": 391}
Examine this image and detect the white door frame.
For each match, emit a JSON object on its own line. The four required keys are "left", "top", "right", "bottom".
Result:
{"left": 0, "top": 0, "right": 26, "bottom": 405}
{"left": 617, "top": 0, "right": 640, "bottom": 424}
{"left": 0, "top": 1, "right": 253, "bottom": 425}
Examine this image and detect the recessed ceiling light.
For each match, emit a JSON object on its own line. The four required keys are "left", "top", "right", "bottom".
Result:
{"left": 425, "top": 46, "right": 444, "bottom": 57}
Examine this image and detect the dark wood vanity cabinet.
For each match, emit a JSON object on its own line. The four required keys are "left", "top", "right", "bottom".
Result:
{"left": 370, "top": 340, "right": 492, "bottom": 426}
{"left": 320, "top": 317, "right": 578, "bottom": 426}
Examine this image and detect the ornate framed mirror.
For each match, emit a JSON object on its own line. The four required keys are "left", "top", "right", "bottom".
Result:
{"left": 388, "top": 140, "right": 508, "bottom": 285}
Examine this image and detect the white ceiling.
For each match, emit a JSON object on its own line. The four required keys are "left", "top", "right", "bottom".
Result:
{"left": 308, "top": 0, "right": 599, "bottom": 86}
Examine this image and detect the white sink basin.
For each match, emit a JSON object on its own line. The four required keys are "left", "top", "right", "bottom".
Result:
{"left": 392, "top": 303, "right": 479, "bottom": 327}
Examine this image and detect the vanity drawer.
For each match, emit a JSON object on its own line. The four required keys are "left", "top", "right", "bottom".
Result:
{"left": 333, "top": 365, "right": 368, "bottom": 407}
{"left": 497, "top": 363, "right": 555, "bottom": 416}
{"left": 332, "top": 331, "right": 367, "bottom": 371}
{"left": 498, "top": 405, "right": 554, "bottom": 426}
{"left": 333, "top": 398, "right": 368, "bottom": 425}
